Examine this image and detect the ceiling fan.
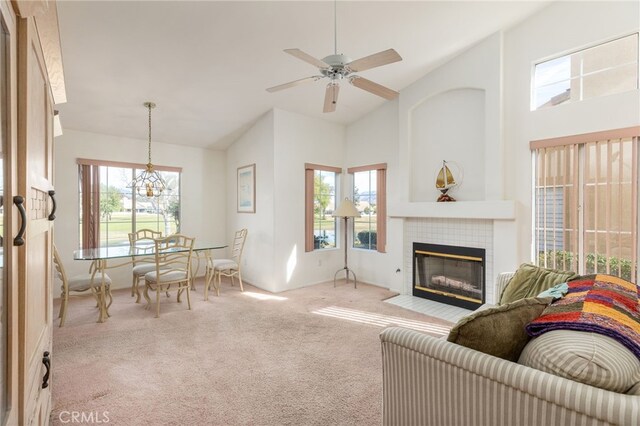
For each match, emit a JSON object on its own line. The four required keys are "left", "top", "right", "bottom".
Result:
{"left": 266, "top": 1, "right": 402, "bottom": 113}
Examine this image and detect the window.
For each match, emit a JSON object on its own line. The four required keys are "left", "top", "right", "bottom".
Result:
{"left": 532, "top": 128, "right": 638, "bottom": 283}
{"left": 305, "top": 163, "right": 340, "bottom": 252}
{"left": 78, "top": 159, "right": 181, "bottom": 249}
{"left": 532, "top": 33, "right": 638, "bottom": 110}
{"left": 348, "top": 163, "right": 387, "bottom": 252}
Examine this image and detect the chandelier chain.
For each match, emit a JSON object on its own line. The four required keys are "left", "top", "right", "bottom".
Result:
{"left": 129, "top": 101, "right": 165, "bottom": 197}
{"left": 147, "top": 103, "right": 152, "bottom": 164}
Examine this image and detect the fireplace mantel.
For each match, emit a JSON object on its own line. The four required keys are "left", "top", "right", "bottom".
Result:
{"left": 389, "top": 200, "right": 516, "bottom": 220}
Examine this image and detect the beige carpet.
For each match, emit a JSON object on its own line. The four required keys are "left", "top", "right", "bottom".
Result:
{"left": 51, "top": 279, "right": 452, "bottom": 425}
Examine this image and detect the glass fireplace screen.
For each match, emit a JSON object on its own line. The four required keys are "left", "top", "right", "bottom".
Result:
{"left": 413, "top": 243, "right": 485, "bottom": 309}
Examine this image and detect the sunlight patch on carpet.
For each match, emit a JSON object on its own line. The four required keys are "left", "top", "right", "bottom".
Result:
{"left": 242, "top": 291, "right": 288, "bottom": 301}
{"left": 312, "top": 306, "right": 451, "bottom": 336}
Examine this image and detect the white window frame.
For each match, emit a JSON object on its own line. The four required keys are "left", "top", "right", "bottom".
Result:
{"left": 531, "top": 32, "right": 639, "bottom": 111}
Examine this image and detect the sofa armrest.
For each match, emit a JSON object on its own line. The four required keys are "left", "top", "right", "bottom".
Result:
{"left": 380, "top": 327, "right": 639, "bottom": 426}
{"left": 494, "top": 271, "right": 514, "bottom": 304}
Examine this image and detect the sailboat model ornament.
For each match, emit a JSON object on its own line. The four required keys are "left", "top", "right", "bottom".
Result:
{"left": 435, "top": 160, "right": 460, "bottom": 202}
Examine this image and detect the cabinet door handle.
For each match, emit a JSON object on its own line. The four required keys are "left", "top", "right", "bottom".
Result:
{"left": 42, "top": 351, "right": 50, "bottom": 389}
{"left": 13, "top": 195, "right": 26, "bottom": 246}
{"left": 48, "top": 190, "right": 56, "bottom": 221}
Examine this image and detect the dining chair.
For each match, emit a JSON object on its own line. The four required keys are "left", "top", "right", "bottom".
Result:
{"left": 143, "top": 234, "right": 195, "bottom": 317}
{"left": 204, "top": 228, "right": 248, "bottom": 300}
{"left": 128, "top": 229, "right": 162, "bottom": 303}
{"left": 53, "top": 244, "right": 113, "bottom": 327}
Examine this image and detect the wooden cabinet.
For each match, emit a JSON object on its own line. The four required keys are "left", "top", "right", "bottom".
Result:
{"left": 1, "top": 1, "right": 64, "bottom": 424}
{"left": 17, "top": 14, "right": 55, "bottom": 426}
{"left": 1, "top": 1, "right": 21, "bottom": 424}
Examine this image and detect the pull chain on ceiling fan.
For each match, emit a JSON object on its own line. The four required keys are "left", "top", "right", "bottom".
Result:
{"left": 266, "top": 0, "right": 402, "bottom": 113}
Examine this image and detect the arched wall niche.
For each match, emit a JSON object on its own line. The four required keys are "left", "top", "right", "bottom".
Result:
{"left": 409, "top": 87, "right": 486, "bottom": 202}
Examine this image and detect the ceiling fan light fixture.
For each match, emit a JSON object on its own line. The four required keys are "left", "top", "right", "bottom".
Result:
{"left": 266, "top": 1, "right": 402, "bottom": 112}
{"left": 128, "top": 101, "right": 167, "bottom": 198}
{"left": 321, "top": 54, "right": 352, "bottom": 67}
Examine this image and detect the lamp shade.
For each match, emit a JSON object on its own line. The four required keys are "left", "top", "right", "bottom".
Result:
{"left": 333, "top": 198, "right": 360, "bottom": 218}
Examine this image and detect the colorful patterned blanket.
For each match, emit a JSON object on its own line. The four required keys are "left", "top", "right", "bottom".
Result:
{"left": 526, "top": 274, "right": 640, "bottom": 359}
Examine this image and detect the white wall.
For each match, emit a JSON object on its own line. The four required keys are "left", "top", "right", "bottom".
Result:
{"left": 344, "top": 32, "right": 512, "bottom": 294}
{"left": 225, "top": 111, "right": 276, "bottom": 291}
{"left": 399, "top": 32, "right": 504, "bottom": 204}
{"left": 410, "top": 88, "right": 486, "bottom": 202}
{"left": 503, "top": 0, "right": 640, "bottom": 262}
{"left": 344, "top": 100, "right": 404, "bottom": 292}
{"left": 273, "top": 109, "right": 346, "bottom": 291}
{"left": 53, "top": 129, "right": 226, "bottom": 296}
{"left": 225, "top": 108, "right": 346, "bottom": 293}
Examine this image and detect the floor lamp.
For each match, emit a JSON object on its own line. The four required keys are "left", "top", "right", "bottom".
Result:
{"left": 332, "top": 198, "right": 361, "bottom": 288}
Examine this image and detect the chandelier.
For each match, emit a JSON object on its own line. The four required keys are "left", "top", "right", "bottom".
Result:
{"left": 129, "top": 101, "right": 166, "bottom": 197}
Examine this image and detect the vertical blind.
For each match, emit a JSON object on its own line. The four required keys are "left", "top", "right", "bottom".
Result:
{"left": 531, "top": 128, "right": 639, "bottom": 283}
{"left": 79, "top": 164, "right": 100, "bottom": 250}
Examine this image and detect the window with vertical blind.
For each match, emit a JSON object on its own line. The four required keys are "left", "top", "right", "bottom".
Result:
{"left": 305, "top": 163, "right": 341, "bottom": 252}
{"left": 78, "top": 159, "right": 181, "bottom": 249}
{"left": 347, "top": 163, "right": 387, "bottom": 253}
{"left": 531, "top": 128, "right": 639, "bottom": 282}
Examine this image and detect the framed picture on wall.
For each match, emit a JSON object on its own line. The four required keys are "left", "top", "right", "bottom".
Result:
{"left": 237, "top": 164, "right": 256, "bottom": 213}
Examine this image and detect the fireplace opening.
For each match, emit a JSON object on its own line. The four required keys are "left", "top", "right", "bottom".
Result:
{"left": 413, "top": 242, "right": 485, "bottom": 310}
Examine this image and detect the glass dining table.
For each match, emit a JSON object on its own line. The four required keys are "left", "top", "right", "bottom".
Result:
{"left": 73, "top": 240, "right": 227, "bottom": 322}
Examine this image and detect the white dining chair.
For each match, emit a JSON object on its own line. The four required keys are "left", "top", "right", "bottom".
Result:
{"left": 128, "top": 229, "right": 162, "bottom": 303}
{"left": 204, "top": 228, "right": 247, "bottom": 300}
{"left": 143, "top": 234, "right": 195, "bottom": 317}
{"left": 54, "top": 245, "right": 113, "bottom": 326}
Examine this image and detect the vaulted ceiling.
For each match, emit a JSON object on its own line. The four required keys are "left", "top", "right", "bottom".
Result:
{"left": 56, "top": 1, "right": 548, "bottom": 149}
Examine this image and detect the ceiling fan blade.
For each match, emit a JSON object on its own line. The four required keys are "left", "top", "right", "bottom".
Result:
{"left": 284, "top": 48, "right": 330, "bottom": 69}
{"left": 349, "top": 76, "right": 399, "bottom": 100}
{"left": 347, "top": 48, "right": 402, "bottom": 72}
{"left": 323, "top": 83, "right": 340, "bottom": 113}
{"left": 266, "top": 76, "right": 322, "bottom": 93}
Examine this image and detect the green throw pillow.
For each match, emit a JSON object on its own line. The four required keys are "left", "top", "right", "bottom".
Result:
{"left": 447, "top": 297, "right": 552, "bottom": 361}
{"left": 499, "top": 263, "right": 578, "bottom": 305}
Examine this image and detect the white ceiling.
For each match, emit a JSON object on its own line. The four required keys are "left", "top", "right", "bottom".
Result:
{"left": 56, "top": 1, "right": 548, "bottom": 150}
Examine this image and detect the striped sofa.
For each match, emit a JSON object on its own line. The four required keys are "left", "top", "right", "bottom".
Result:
{"left": 380, "top": 273, "right": 640, "bottom": 426}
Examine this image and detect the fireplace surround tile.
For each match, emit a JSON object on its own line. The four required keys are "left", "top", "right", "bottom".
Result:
{"left": 404, "top": 218, "right": 495, "bottom": 303}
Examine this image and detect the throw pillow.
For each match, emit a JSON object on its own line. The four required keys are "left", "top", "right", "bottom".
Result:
{"left": 499, "top": 263, "right": 578, "bottom": 305}
{"left": 447, "top": 297, "right": 552, "bottom": 361}
{"left": 518, "top": 330, "right": 640, "bottom": 393}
